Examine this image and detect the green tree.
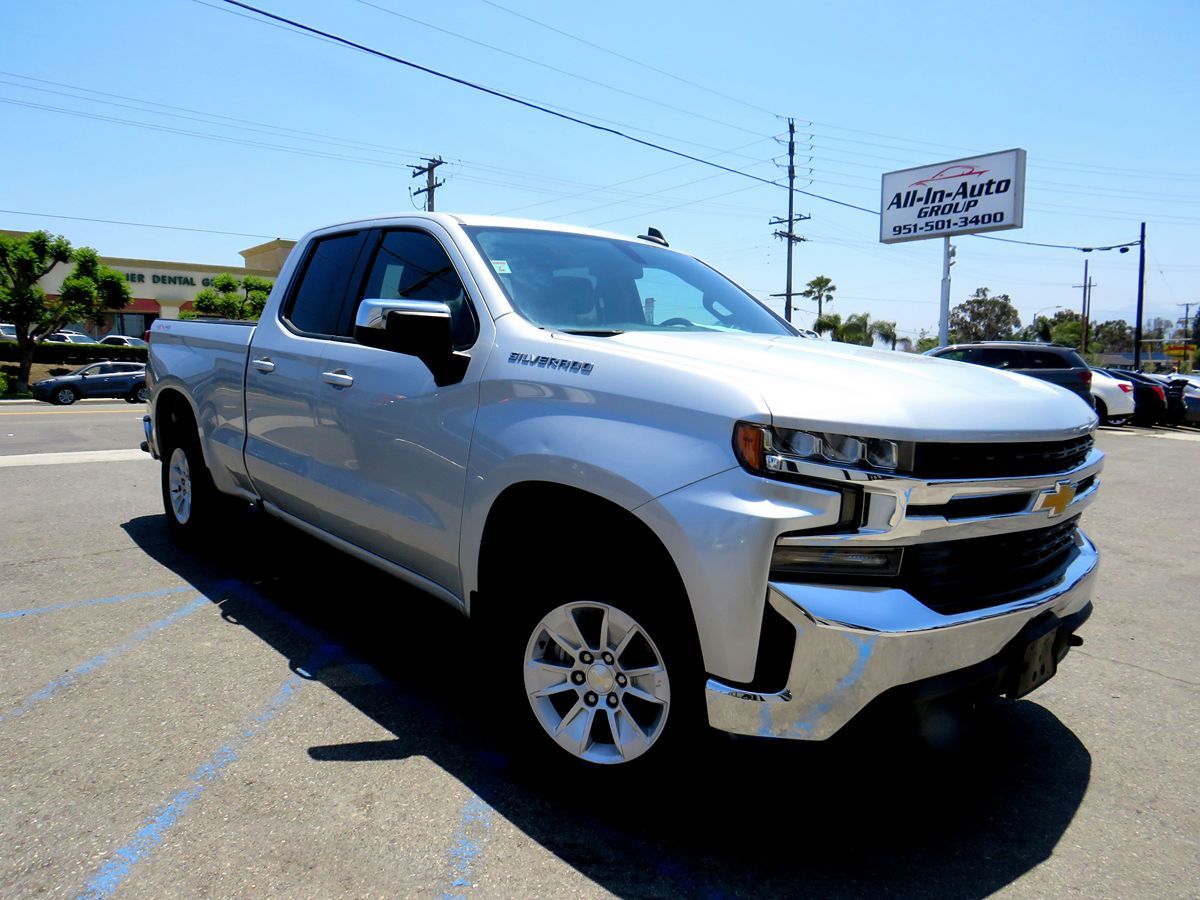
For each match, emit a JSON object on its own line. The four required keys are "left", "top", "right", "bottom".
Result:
{"left": 915, "top": 329, "right": 938, "bottom": 353}
{"left": 948, "top": 287, "right": 1021, "bottom": 342}
{"left": 800, "top": 275, "right": 836, "bottom": 320}
{"left": 191, "top": 273, "right": 273, "bottom": 320}
{"left": 1092, "top": 319, "right": 1132, "bottom": 353}
{"left": 0, "top": 231, "right": 131, "bottom": 391}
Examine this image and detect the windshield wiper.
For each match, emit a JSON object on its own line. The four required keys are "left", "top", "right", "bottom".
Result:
{"left": 561, "top": 328, "right": 625, "bottom": 336}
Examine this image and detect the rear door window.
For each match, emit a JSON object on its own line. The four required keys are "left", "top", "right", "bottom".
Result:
{"left": 979, "top": 347, "right": 1026, "bottom": 370}
{"left": 283, "top": 231, "right": 366, "bottom": 337}
{"left": 1025, "top": 349, "right": 1073, "bottom": 369}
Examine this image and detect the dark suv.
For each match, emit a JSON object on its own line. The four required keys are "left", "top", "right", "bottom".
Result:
{"left": 927, "top": 341, "right": 1094, "bottom": 408}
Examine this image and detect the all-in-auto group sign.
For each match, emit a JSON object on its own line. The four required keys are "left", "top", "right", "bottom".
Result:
{"left": 880, "top": 148, "right": 1026, "bottom": 244}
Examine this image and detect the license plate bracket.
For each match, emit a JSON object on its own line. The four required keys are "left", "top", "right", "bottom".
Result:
{"left": 1008, "top": 615, "right": 1060, "bottom": 699}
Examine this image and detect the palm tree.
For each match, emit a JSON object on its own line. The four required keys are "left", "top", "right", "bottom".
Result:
{"left": 814, "top": 312, "right": 898, "bottom": 347}
{"left": 800, "top": 276, "right": 836, "bottom": 319}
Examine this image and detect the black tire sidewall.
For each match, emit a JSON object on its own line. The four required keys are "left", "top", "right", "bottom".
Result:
{"left": 495, "top": 580, "right": 705, "bottom": 777}
{"left": 55, "top": 387, "right": 77, "bottom": 405}
{"left": 160, "top": 434, "right": 216, "bottom": 537}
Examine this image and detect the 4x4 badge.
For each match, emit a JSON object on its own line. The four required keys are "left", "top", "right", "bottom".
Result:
{"left": 1036, "top": 481, "right": 1077, "bottom": 518}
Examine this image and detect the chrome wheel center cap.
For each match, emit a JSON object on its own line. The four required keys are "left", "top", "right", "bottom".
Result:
{"left": 587, "top": 663, "right": 615, "bottom": 693}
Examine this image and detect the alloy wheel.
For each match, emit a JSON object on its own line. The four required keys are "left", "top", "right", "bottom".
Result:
{"left": 523, "top": 601, "right": 671, "bottom": 765}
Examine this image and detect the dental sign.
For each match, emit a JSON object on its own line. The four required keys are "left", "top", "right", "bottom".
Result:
{"left": 880, "top": 148, "right": 1026, "bottom": 244}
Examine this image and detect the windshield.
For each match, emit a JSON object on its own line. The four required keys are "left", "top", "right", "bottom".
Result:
{"left": 464, "top": 226, "right": 793, "bottom": 337}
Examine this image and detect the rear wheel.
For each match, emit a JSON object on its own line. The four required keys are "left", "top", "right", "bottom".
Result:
{"left": 127, "top": 384, "right": 150, "bottom": 403}
{"left": 160, "top": 429, "right": 219, "bottom": 537}
{"left": 53, "top": 386, "right": 77, "bottom": 405}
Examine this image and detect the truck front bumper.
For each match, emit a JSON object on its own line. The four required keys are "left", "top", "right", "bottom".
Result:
{"left": 705, "top": 530, "right": 1098, "bottom": 741}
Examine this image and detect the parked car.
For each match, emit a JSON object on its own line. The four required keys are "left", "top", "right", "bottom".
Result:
{"left": 31, "top": 362, "right": 148, "bottom": 405}
{"left": 1097, "top": 369, "right": 1166, "bottom": 426}
{"left": 44, "top": 332, "right": 100, "bottom": 344}
{"left": 1089, "top": 369, "right": 1134, "bottom": 425}
{"left": 0, "top": 323, "right": 16, "bottom": 341}
{"left": 144, "top": 212, "right": 1101, "bottom": 770}
{"left": 99, "top": 334, "right": 148, "bottom": 348}
{"left": 926, "top": 341, "right": 1094, "bottom": 408}
{"left": 1178, "top": 378, "right": 1200, "bottom": 425}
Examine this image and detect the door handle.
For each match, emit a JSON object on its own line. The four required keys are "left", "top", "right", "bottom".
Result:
{"left": 322, "top": 370, "right": 354, "bottom": 387}
{"left": 251, "top": 357, "right": 275, "bottom": 373}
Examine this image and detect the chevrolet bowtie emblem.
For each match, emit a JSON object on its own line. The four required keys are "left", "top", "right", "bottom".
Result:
{"left": 1036, "top": 481, "right": 1077, "bottom": 518}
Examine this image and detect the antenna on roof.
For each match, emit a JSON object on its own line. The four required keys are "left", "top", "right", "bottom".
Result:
{"left": 637, "top": 227, "right": 668, "bottom": 247}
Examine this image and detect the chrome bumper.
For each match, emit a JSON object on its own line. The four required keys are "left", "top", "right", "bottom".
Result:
{"left": 705, "top": 530, "right": 1098, "bottom": 741}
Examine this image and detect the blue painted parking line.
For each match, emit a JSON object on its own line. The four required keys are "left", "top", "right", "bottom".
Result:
{"left": 76, "top": 641, "right": 342, "bottom": 900}
{"left": 0, "top": 586, "right": 195, "bottom": 621}
{"left": 442, "top": 794, "right": 494, "bottom": 898}
{"left": 0, "top": 595, "right": 209, "bottom": 724}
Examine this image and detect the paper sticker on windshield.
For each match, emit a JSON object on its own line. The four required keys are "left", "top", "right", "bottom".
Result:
{"left": 491, "top": 260, "right": 512, "bottom": 274}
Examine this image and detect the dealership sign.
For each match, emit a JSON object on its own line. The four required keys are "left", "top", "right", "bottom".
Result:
{"left": 880, "top": 148, "right": 1026, "bottom": 244}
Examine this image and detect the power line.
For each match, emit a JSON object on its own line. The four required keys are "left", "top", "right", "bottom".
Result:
{"left": 0, "top": 209, "right": 276, "bottom": 239}
{"left": 209, "top": 0, "right": 875, "bottom": 215}
{"left": 473, "top": 0, "right": 781, "bottom": 119}
{"left": 349, "top": 0, "right": 767, "bottom": 138}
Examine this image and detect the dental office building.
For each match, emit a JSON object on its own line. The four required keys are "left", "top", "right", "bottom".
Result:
{"left": 4, "top": 231, "right": 295, "bottom": 337}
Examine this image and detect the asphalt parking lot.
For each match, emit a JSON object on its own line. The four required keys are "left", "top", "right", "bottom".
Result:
{"left": 0, "top": 402, "right": 1197, "bottom": 898}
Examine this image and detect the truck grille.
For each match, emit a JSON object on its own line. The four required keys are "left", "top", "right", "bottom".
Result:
{"left": 900, "top": 516, "right": 1081, "bottom": 614}
{"left": 910, "top": 435, "right": 1093, "bottom": 479}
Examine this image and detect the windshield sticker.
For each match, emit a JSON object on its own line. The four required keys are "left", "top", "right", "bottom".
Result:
{"left": 508, "top": 352, "right": 593, "bottom": 375}
{"left": 491, "top": 260, "right": 512, "bottom": 274}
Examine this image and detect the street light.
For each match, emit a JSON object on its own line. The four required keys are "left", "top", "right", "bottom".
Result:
{"left": 1077, "top": 223, "right": 1146, "bottom": 367}
{"left": 1030, "top": 305, "right": 1064, "bottom": 341}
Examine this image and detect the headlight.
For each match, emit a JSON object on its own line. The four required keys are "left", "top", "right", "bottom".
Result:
{"left": 733, "top": 422, "right": 903, "bottom": 475}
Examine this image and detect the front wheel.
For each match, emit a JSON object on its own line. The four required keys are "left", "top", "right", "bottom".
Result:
{"left": 516, "top": 596, "right": 697, "bottom": 769}
{"left": 53, "top": 386, "right": 78, "bottom": 405}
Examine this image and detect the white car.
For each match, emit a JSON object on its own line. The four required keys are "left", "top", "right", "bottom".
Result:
{"left": 99, "top": 334, "right": 148, "bottom": 348}
{"left": 0, "top": 323, "right": 17, "bottom": 341}
{"left": 1090, "top": 368, "right": 1135, "bottom": 425}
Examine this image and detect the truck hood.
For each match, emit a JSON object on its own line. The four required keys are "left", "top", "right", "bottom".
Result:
{"left": 587, "top": 331, "right": 1097, "bottom": 442}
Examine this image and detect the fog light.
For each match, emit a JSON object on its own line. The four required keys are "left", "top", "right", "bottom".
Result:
{"left": 771, "top": 544, "right": 902, "bottom": 577}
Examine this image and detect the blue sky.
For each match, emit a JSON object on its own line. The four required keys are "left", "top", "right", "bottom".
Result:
{"left": 2, "top": 0, "right": 1196, "bottom": 341}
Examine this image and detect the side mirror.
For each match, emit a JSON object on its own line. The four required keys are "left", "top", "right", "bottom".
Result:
{"left": 354, "top": 298, "right": 468, "bottom": 386}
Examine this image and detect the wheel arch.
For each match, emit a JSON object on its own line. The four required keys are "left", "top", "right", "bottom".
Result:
{"left": 471, "top": 481, "right": 693, "bottom": 631}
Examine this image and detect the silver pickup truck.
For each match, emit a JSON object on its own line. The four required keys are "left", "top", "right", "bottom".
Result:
{"left": 144, "top": 213, "right": 1102, "bottom": 768}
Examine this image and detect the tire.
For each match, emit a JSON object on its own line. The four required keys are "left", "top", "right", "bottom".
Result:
{"left": 160, "top": 430, "right": 219, "bottom": 537}
{"left": 504, "top": 585, "right": 702, "bottom": 772}
{"left": 53, "top": 386, "right": 78, "bottom": 405}
{"left": 127, "top": 384, "right": 150, "bottom": 404}
{"left": 1095, "top": 398, "right": 1108, "bottom": 424}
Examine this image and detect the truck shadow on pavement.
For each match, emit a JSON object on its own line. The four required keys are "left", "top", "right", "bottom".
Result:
{"left": 123, "top": 512, "right": 1092, "bottom": 899}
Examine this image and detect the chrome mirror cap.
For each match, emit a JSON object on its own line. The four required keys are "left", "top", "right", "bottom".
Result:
{"left": 355, "top": 298, "right": 452, "bottom": 331}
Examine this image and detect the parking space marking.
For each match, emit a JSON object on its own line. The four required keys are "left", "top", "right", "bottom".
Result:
{"left": 0, "top": 586, "right": 194, "bottom": 620}
{"left": 0, "top": 449, "right": 149, "bottom": 467}
{"left": 443, "top": 794, "right": 494, "bottom": 898}
{"left": 76, "top": 641, "right": 342, "bottom": 900}
{"left": 0, "top": 596, "right": 208, "bottom": 724}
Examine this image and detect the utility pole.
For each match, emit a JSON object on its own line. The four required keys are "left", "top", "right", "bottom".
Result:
{"left": 1133, "top": 221, "right": 1147, "bottom": 369}
{"left": 1179, "top": 301, "right": 1196, "bottom": 369}
{"left": 411, "top": 156, "right": 445, "bottom": 211}
{"left": 769, "top": 119, "right": 809, "bottom": 323}
{"left": 938, "top": 238, "right": 956, "bottom": 345}
{"left": 1073, "top": 259, "right": 1096, "bottom": 354}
